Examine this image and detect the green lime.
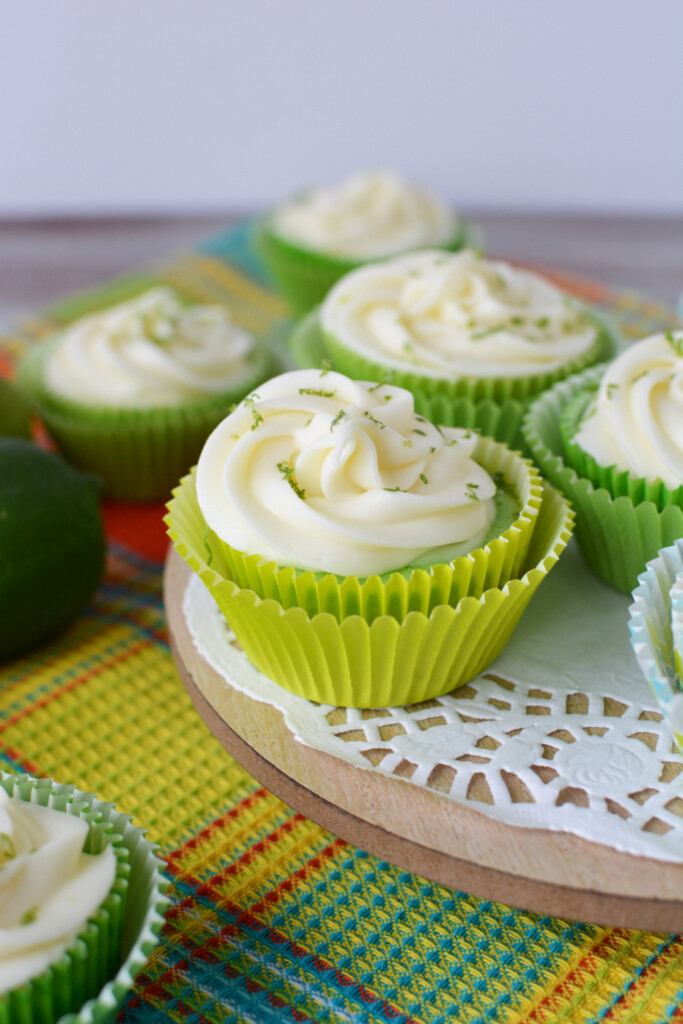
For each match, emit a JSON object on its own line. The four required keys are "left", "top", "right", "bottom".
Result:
{"left": 0, "top": 377, "right": 31, "bottom": 438}
{"left": 0, "top": 439, "right": 106, "bottom": 660}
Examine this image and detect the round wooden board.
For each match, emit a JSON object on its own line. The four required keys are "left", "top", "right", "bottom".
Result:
{"left": 165, "top": 549, "right": 683, "bottom": 932}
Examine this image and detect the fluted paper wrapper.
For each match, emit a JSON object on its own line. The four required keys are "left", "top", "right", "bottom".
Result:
{"left": 559, "top": 385, "right": 683, "bottom": 510}
{"left": 0, "top": 772, "right": 168, "bottom": 1024}
{"left": 256, "top": 217, "right": 474, "bottom": 315}
{"left": 18, "top": 342, "right": 273, "bottom": 502}
{"left": 290, "top": 310, "right": 616, "bottom": 447}
{"left": 522, "top": 365, "right": 683, "bottom": 594}
{"left": 196, "top": 435, "right": 543, "bottom": 618}
{"left": 166, "top": 474, "right": 573, "bottom": 707}
{"left": 628, "top": 539, "right": 683, "bottom": 755}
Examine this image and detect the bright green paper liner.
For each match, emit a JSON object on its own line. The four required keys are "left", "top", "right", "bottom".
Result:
{"left": 18, "top": 341, "right": 274, "bottom": 502}
{"left": 189, "top": 434, "right": 542, "bottom": 621}
{"left": 289, "top": 308, "right": 617, "bottom": 447}
{"left": 521, "top": 364, "right": 683, "bottom": 594}
{"left": 255, "top": 216, "right": 476, "bottom": 315}
{"left": 558, "top": 384, "right": 683, "bottom": 510}
{"left": 166, "top": 473, "right": 573, "bottom": 707}
{"left": 0, "top": 772, "right": 169, "bottom": 1024}
{"left": 321, "top": 306, "right": 618, "bottom": 404}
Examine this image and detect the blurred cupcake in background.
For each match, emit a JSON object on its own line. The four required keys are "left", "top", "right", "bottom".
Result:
{"left": 257, "top": 168, "right": 476, "bottom": 313}
{"left": 291, "top": 248, "right": 618, "bottom": 446}
{"left": 18, "top": 287, "right": 274, "bottom": 501}
{"left": 523, "top": 329, "right": 683, "bottom": 593}
{"left": 0, "top": 771, "right": 167, "bottom": 1024}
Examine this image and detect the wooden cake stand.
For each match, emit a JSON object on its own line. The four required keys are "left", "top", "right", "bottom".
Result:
{"left": 165, "top": 550, "right": 683, "bottom": 932}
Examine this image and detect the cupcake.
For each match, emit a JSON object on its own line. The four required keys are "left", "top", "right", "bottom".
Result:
{"left": 257, "top": 169, "right": 474, "bottom": 314}
{"left": 522, "top": 330, "right": 683, "bottom": 593}
{"left": 166, "top": 369, "right": 574, "bottom": 707}
{"left": 18, "top": 287, "right": 274, "bottom": 501}
{"left": 0, "top": 772, "right": 168, "bottom": 1024}
{"left": 629, "top": 538, "right": 683, "bottom": 755}
{"left": 289, "top": 249, "right": 618, "bottom": 446}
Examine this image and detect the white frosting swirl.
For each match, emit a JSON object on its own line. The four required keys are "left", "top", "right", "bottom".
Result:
{"left": 573, "top": 331, "right": 683, "bottom": 489}
{"left": 322, "top": 250, "right": 598, "bottom": 379}
{"left": 196, "top": 370, "right": 496, "bottom": 577}
{"left": 273, "top": 170, "right": 457, "bottom": 260}
{"left": 45, "top": 287, "right": 255, "bottom": 407}
{"left": 0, "top": 789, "right": 116, "bottom": 993}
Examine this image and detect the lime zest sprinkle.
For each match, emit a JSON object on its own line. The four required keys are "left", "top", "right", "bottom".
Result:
{"left": 363, "top": 411, "right": 386, "bottom": 429}
{"left": 299, "top": 387, "right": 336, "bottom": 397}
{"left": 21, "top": 907, "right": 38, "bottom": 926}
{"left": 665, "top": 330, "right": 683, "bottom": 356}
{"left": 403, "top": 439, "right": 413, "bottom": 447}
{"left": 606, "top": 382, "right": 619, "bottom": 399}
{"left": 330, "top": 409, "right": 346, "bottom": 431}
{"left": 277, "top": 461, "right": 306, "bottom": 500}
{"left": 369, "top": 372, "right": 394, "bottom": 391}
{"left": 202, "top": 525, "right": 213, "bottom": 567}
{"left": 420, "top": 473, "right": 429, "bottom": 485}
{"left": 413, "top": 428, "right": 427, "bottom": 436}
{"left": 383, "top": 485, "right": 406, "bottom": 492}
{"left": 0, "top": 833, "right": 16, "bottom": 863}
{"left": 466, "top": 482, "right": 480, "bottom": 501}
{"left": 319, "top": 359, "right": 332, "bottom": 375}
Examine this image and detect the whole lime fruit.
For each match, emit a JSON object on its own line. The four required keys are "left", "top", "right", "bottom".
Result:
{"left": 0, "top": 377, "right": 31, "bottom": 438}
{"left": 0, "top": 439, "right": 106, "bottom": 660}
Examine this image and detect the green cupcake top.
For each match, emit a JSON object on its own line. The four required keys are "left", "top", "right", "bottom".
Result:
{"left": 271, "top": 169, "right": 459, "bottom": 261}
{"left": 563, "top": 330, "right": 683, "bottom": 492}
{"left": 320, "top": 249, "right": 601, "bottom": 383}
{"left": 40, "top": 286, "right": 257, "bottom": 408}
{"left": 195, "top": 368, "right": 512, "bottom": 579}
{"left": 0, "top": 786, "right": 118, "bottom": 993}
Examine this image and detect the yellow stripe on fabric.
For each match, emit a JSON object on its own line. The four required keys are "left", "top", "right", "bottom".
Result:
{"left": 614, "top": 936, "right": 683, "bottom": 1023}
{"left": 0, "top": 624, "right": 253, "bottom": 852}
{"left": 159, "top": 254, "right": 289, "bottom": 334}
{"left": 513, "top": 929, "right": 667, "bottom": 1023}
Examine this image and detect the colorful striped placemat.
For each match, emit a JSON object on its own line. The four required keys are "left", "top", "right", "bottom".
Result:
{"left": 0, "top": 223, "right": 681, "bottom": 1023}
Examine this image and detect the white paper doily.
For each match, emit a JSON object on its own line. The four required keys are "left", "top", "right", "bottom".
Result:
{"left": 184, "top": 541, "right": 683, "bottom": 864}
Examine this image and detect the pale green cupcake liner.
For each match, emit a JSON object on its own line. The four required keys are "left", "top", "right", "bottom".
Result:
{"left": 322, "top": 307, "right": 618, "bottom": 404}
{"left": 194, "top": 434, "right": 543, "bottom": 620}
{"left": 18, "top": 341, "right": 274, "bottom": 502}
{"left": 522, "top": 364, "right": 683, "bottom": 594}
{"left": 559, "top": 385, "right": 683, "bottom": 509}
{"left": 628, "top": 539, "right": 683, "bottom": 754}
{"left": 0, "top": 771, "right": 169, "bottom": 1024}
{"left": 255, "top": 216, "right": 475, "bottom": 315}
{"left": 166, "top": 474, "right": 573, "bottom": 707}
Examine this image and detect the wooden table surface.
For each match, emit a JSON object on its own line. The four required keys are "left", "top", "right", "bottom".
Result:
{"left": 0, "top": 212, "right": 681, "bottom": 330}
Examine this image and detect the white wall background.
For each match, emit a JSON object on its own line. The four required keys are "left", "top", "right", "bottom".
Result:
{"left": 1, "top": 0, "right": 682, "bottom": 216}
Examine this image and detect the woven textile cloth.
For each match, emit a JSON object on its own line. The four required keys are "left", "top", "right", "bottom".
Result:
{"left": 0, "top": 224, "right": 681, "bottom": 1024}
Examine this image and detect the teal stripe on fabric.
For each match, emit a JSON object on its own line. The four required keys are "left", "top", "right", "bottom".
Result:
{"left": 199, "top": 218, "right": 271, "bottom": 285}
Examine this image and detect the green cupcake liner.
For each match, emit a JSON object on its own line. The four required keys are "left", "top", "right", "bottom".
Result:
{"left": 186, "top": 434, "right": 542, "bottom": 621}
{"left": 0, "top": 772, "right": 168, "bottom": 1024}
{"left": 522, "top": 365, "right": 683, "bottom": 594}
{"left": 18, "top": 341, "right": 274, "bottom": 502}
{"left": 255, "top": 216, "right": 476, "bottom": 315}
{"left": 322, "top": 306, "right": 618, "bottom": 404}
{"left": 166, "top": 470, "right": 572, "bottom": 707}
{"left": 559, "top": 384, "right": 683, "bottom": 509}
{"left": 289, "top": 309, "right": 617, "bottom": 447}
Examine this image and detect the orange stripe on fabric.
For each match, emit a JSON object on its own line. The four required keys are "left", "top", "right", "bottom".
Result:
{"left": 520, "top": 930, "right": 627, "bottom": 1022}
{"left": 603, "top": 935, "right": 683, "bottom": 1020}
{"left": 0, "top": 638, "right": 154, "bottom": 736}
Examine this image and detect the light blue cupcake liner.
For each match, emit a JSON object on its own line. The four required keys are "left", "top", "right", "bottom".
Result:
{"left": 628, "top": 538, "right": 683, "bottom": 754}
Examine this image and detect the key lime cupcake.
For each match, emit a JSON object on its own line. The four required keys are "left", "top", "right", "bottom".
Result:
{"left": 0, "top": 771, "right": 167, "bottom": 1024}
{"left": 166, "top": 369, "right": 574, "bottom": 707}
{"left": 290, "top": 249, "right": 617, "bottom": 447}
{"left": 19, "top": 287, "right": 274, "bottom": 501}
{"left": 522, "top": 330, "right": 683, "bottom": 593}
{"left": 257, "top": 169, "right": 474, "bottom": 313}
